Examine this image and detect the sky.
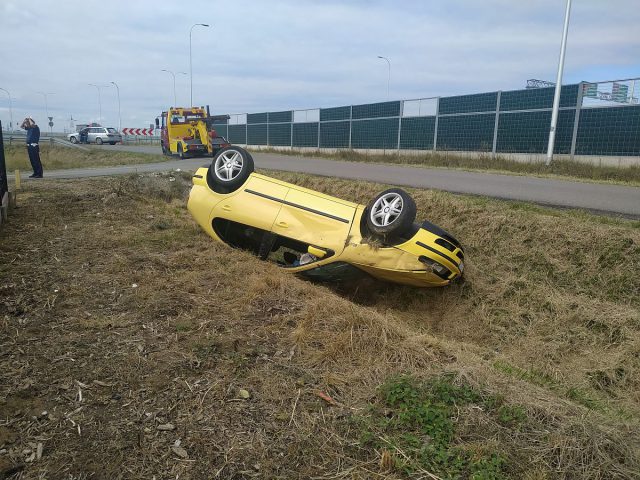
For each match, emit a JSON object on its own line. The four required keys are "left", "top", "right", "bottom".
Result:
{"left": 0, "top": 0, "right": 638, "bottom": 132}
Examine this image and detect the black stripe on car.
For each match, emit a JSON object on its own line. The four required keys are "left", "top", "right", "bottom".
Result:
{"left": 416, "top": 241, "right": 459, "bottom": 268}
{"left": 245, "top": 189, "right": 350, "bottom": 224}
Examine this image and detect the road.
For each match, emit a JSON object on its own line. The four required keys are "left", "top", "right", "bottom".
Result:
{"left": 12, "top": 144, "right": 640, "bottom": 218}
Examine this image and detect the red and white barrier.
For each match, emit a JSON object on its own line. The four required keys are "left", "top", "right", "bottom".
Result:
{"left": 122, "top": 128, "right": 155, "bottom": 136}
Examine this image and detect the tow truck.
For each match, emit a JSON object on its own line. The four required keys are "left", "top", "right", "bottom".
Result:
{"left": 156, "top": 106, "right": 230, "bottom": 158}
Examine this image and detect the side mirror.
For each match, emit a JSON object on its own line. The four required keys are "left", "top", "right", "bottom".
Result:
{"left": 155, "top": 118, "right": 160, "bottom": 128}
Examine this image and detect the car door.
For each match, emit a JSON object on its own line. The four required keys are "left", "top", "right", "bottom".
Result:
{"left": 271, "top": 187, "right": 357, "bottom": 256}
{"left": 210, "top": 174, "right": 289, "bottom": 232}
{"left": 87, "top": 128, "right": 98, "bottom": 143}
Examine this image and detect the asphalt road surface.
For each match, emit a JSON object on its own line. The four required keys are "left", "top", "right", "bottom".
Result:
{"left": 12, "top": 144, "right": 640, "bottom": 218}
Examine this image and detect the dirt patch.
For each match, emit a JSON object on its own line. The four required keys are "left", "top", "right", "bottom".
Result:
{"left": 0, "top": 173, "right": 638, "bottom": 479}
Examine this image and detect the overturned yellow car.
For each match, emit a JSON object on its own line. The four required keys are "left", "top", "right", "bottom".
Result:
{"left": 188, "top": 146, "right": 464, "bottom": 287}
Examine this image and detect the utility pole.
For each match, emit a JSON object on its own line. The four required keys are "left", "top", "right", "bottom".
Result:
{"left": 0, "top": 88, "right": 13, "bottom": 131}
{"left": 546, "top": 0, "right": 572, "bottom": 165}
{"left": 36, "top": 91, "right": 55, "bottom": 133}
{"left": 377, "top": 56, "right": 391, "bottom": 101}
{"left": 162, "top": 69, "right": 187, "bottom": 107}
{"left": 110, "top": 82, "right": 122, "bottom": 132}
{"left": 190, "top": 23, "right": 210, "bottom": 106}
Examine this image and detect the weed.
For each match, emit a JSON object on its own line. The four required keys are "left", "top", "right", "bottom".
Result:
{"left": 497, "top": 405, "right": 528, "bottom": 427}
{"left": 356, "top": 374, "right": 510, "bottom": 479}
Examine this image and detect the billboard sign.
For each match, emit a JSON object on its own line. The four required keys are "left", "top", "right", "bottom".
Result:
{"left": 612, "top": 83, "right": 628, "bottom": 103}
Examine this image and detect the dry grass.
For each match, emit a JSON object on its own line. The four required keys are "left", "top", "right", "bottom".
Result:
{"left": 0, "top": 171, "right": 638, "bottom": 479}
{"left": 3, "top": 144, "right": 165, "bottom": 172}
{"left": 253, "top": 148, "right": 640, "bottom": 185}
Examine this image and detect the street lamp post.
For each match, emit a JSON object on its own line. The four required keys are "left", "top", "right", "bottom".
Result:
{"left": 36, "top": 91, "right": 55, "bottom": 132}
{"left": 0, "top": 88, "right": 12, "bottom": 131}
{"left": 546, "top": 0, "right": 572, "bottom": 166}
{"left": 189, "top": 23, "right": 210, "bottom": 106}
{"left": 88, "top": 83, "right": 103, "bottom": 123}
{"left": 377, "top": 56, "right": 391, "bottom": 101}
{"left": 110, "top": 82, "right": 121, "bottom": 132}
{"left": 161, "top": 69, "right": 187, "bottom": 107}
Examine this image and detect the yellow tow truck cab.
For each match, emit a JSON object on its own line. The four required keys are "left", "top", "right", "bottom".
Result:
{"left": 156, "top": 106, "right": 230, "bottom": 158}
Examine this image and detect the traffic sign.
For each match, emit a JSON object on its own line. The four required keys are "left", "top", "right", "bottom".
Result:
{"left": 48, "top": 121, "right": 54, "bottom": 127}
{"left": 582, "top": 83, "right": 597, "bottom": 98}
{"left": 612, "top": 83, "right": 628, "bottom": 103}
{"left": 122, "top": 128, "right": 154, "bottom": 136}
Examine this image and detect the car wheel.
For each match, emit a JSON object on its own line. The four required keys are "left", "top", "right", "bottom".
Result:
{"left": 366, "top": 188, "right": 416, "bottom": 237}
{"left": 109, "top": 142, "right": 116, "bottom": 145}
{"left": 96, "top": 137, "right": 103, "bottom": 145}
{"left": 70, "top": 136, "right": 78, "bottom": 144}
{"left": 208, "top": 146, "right": 254, "bottom": 191}
{"left": 178, "top": 143, "right": 186, "bottom": 159}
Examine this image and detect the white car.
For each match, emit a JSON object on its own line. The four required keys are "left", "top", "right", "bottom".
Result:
{"left": 68, "top": 127, "right": 122, "bottom": 145}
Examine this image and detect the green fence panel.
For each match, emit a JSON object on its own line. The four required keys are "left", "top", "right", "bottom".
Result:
{"left": 269, "top": 111, "right": 292, "bottom": 123}
{"left": 497, "top": 109, "right": 574, "bottom": 154}
{"left": 351, "top": 118, "right": 399, "bottom": 149}
{"left": 320, "top": 121, "right": 350, "bottom": 148}
{"left": 269, "top": 123, "right": 292, "bottom": 146}
{"left": 576, "top": 105, "right": 640, "bottom": 155}
{"left": 400, "top": 117, "right": 436, "bottom": 150}
{"left": 247, "top": 113, "right": 268, "bottom": 124}
{"left": 499, "top": 85, "right": 579, "bottom": 111}
{"left": 437, "top": 113, "right": 495, "bottom": 151}
{"left": 439, "top": 92, "right": 498, "bottom": 115}
{"left": 247, "top": 124, "right": 267, "bottom": 145}
{"left": 228, "top": 125, "right": 246, "bottom": 144}
{"left": 352, "top": 101, "right": 400, "bottom": 119}
{"left": 213, "top": 124, "right": 228, "bottom": 139}
{"left": 320, "top": 106, "right": 351, "bottom": 122}
{"left": 292, "top": 123, "right": 319, "bottom": 147}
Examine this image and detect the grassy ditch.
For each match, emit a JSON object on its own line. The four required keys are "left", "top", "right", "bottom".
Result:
{"left": 251, "top": 147, "right": 640, "bottom": 185}
{"left": 3, "top": 144, "right": 165, "bottom": 171}
{"left": 0, "top": 172, "right": 638, "bottom": 479}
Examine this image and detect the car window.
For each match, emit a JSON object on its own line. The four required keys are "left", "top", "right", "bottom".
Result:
{"left": 107, "top": 128, "right": 117, "bottom": 133}
{"left": 171, "top": 113, "right": 204, "bottom": 124}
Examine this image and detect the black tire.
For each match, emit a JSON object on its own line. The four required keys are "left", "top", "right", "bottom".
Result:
{"left": 207, "top": 146, "right": 254, "bottom": 192}
{"left": 161, "top": 143, "right": 169, "bottom": 156}
{"left": 95, "top": 137, "right": 103, "bottom": 145}
{"left": 109, "top": 142, "right": 116, "bottom": 145}
{"left": 178, "top": 143, "right": 186, "bottom": 159}
{"left": 365, "top": 188, "right": 416, "bottom": 237}
{"left": 70, "top": 136, "right": 78, "bottom": 144}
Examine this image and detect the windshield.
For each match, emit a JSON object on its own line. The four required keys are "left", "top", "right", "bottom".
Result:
{"left": 107, "top": 128, "right": 118, "bottom": 133}
{"left": 171, "top": 113, "right": 205, "bottom": 124}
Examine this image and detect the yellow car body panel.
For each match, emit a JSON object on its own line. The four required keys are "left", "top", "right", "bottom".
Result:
{"left": 213, "top": 175, "right": 289, "bottom": 232}
{"left": 273, "top": 189, "right": 356, "bottom": 256}
{"left": 188, "top": 168, "right": 465, "bottom": 288}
